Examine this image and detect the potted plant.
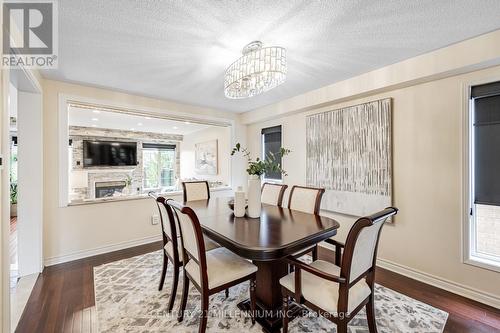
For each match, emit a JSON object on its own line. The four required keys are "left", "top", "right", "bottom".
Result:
{"left": 231, "top": 143, "right": 290, "bottom": 217}
{"left": 10, "top": 182, "right": 18, "bottom": 217}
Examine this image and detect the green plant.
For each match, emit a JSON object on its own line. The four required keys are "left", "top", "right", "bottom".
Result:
{"left": 231, "top": 143, "right": 291, "bottom": 177}
{"left": 10, "top": 182, "right": 17, "bottom": 205}
{"left": 125, "top": 174, "right": 132, "bottom": 187}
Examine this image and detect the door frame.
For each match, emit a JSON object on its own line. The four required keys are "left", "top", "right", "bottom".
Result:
{"left": 1, "top": 64, "right": 43, "bottom": 333}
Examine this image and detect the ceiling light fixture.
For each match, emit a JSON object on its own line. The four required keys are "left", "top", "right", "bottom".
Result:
{"left": 173, "top": 126, "right": 178, "bottom": 130}
{"left": 93, "top": 110, "right": 100, "bottom": 114}
{"left": 224, "top": 41, "right": 286, "bottom": 99}
{"left": 91, "top": 118, "right": 99, "bottom": 121}
{"left": 137, "top": 122, "right": 143, "bottom": 126}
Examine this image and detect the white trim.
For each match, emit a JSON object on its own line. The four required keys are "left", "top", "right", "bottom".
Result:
{"left": 1, "top": 61, "right": 12, "bottom": 333}
{"left": 461, "top": 75, "right": 500, "bottom": 273}
{"left": 58, "top": 94, "right": 69, "bottom": 207}
{"left": 2, "top": 63, "right": 43, "bottom": 333}
{"left": 58, "top": 93, "right": 237, "bottom": 208}
{"left": 43, "top": 234, "right": 162, "bottom": 267}
{"left": 377, "top": 258, "right": 500, "bottom": 309}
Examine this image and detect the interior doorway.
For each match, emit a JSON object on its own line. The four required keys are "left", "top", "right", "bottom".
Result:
{"left": 3, "top": 66, "right": 43, "bottom": 332}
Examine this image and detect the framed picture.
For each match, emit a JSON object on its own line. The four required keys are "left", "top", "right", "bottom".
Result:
{"left": 195, "top": 140, "right": 218, "bottom": 175}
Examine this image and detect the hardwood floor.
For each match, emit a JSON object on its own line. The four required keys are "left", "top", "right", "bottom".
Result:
{"left": 15, "top": 243, "right": 500, "bottom": 333}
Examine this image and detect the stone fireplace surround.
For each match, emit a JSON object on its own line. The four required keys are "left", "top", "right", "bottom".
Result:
{"left": 69, "top": 126, "right": 182, "bottom": 201}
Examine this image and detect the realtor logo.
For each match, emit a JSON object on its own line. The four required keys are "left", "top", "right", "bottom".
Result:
{"left": 2, "top": 0, "right": 58, "bottom": 68}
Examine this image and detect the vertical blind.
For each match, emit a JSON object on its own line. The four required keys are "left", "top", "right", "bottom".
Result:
{"left": 261, "top": 125, "right": 282, "bottom": 180}
{"left": 472, "top": 82, "right": 500, "bottom": 206}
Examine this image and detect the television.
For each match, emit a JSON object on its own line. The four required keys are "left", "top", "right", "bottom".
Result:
{"left": 83, "top": 140, "right": 137, "bottom": 167}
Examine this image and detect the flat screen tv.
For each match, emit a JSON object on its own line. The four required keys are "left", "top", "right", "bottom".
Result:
{"left": 83, "top": 140, "right": 137, "bottom": 167}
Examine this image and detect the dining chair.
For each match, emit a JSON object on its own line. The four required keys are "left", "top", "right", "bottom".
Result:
{"left": 168, "top": 200, "right": 258, "bottom": 333}
{"left": 261, "top": 182, "right": 288, "bottom": 206}
{"left": 150, "top": 193, "right": 220, "bottom": 312}
{"left": 182, "top": 180, "right": 210, "bottom": 202}
{"left": 280, "top": 207, "right": 398, "bottom": 333}
{"left": 288, "top": 185, "right": 325, "bottom": 261}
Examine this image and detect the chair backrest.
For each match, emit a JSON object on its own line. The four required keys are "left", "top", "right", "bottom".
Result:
{"left": 287, "top": 185, "right": 325, "bottom": 214}
{"left": 150, "top": 193, "right": 181, "bottom": 262}
{"left": 182, "top": 181, "right": 210, "bottom": 202}
{"left": 340, "top": 207, "right": 398, "bottom": 284}
{"left": 261, "top": 182, "right": 288, "bottom": 206}
{"left": 167, "top": 200, "right": 209, "bottom": 288}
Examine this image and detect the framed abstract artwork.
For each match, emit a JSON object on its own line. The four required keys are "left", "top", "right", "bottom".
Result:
{"left": 195, "top": 140, "right": 218, "bottom": 175}
{"left": 306, "top": 98, "right": 392, "bottom": 216}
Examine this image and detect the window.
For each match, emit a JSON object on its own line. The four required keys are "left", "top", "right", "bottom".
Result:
{"left": 467, "top": 80, "right": 500, "bottom": 271}
{"left": 143, "top": 143, "right": 176, "bottom": 190}
{"left": 261, "top": 125, "right": 282, "bottom": 180}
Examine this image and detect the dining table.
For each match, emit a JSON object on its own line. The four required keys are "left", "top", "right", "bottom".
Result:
{"left": 187, "top": 197, "right": 341, "bottom": 333}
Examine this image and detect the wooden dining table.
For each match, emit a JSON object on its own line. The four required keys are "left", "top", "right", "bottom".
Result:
{"left": 187, "top": 197, "right": 341, "bottom": 333}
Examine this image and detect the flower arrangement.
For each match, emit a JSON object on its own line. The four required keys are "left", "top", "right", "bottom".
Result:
{"left": 231, "top": 143, "right": 291, "bottom": 177}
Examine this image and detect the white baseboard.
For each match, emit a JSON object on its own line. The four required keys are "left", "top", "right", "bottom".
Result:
{"left": 44, "top": 235, "right": 162, "bottom": 266}
{"left": 377, "top": 258, "right": 500, "bottom": 309}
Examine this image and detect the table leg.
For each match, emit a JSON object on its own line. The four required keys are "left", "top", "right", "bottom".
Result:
{"left": 237, "top": 260, "right": 305, "bottom": 333}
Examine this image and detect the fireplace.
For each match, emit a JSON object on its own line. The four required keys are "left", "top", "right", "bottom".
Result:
{"left": 95, "top": 181, "right": 127, "bottom": 198}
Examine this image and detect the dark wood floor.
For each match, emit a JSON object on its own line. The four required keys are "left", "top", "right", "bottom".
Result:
{"left": 15, "top": 243, "right": 500, "bottom": 333}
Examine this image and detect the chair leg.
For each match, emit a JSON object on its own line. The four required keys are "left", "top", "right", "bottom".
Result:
{"left": 225, "top": 288, "right": 229, "bottom": 298}
{"left": 366, "top": 295, "right": 378, "bottom": 333}
{"left": 199, "top": 292, "right": 209, "bottom": 333}
{"left": 337, "top": 320, "right": 348, "bottom": 333}
{"left": 282, "top": 295, "right": 289, "bottom": 333}
{"left": 312, "top": 246, "right": 318, "bottom": 261}
{"left": 177, "top": 274, "right": 190, "bottom": 322}
{"left": 335, "top": 245, "right": 342, "bottom": 266}
{"left": 159, "top": 252, "right": 168, "bottom": 291}
{"left": 167, "top": 262, "right": 180, "bottom": 312}
{"left": 249, "top": 278, "right": 256, "bottom": 324}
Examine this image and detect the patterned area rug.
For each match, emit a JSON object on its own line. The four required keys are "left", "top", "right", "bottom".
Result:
{"left": 94, "top": 251, "right": 448, "bottom": 332}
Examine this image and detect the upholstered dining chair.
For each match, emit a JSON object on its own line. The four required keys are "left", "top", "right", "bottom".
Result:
{"left": 288, "top": 185, "right": 325, "bottom": 261}
{"left": 182, "top": 180, "right": 210, "bottom": 202}
{"left": 261, "top": 182, "right": 288, "bottom": 206}
{"left": 168, "top": 200, "right": 258, "bottom": 333}
{"left": 150, "top": 193, "right": 220, "bottom": 312}
{"left": 280, "top": 207, "right": 398, "bottom": 333}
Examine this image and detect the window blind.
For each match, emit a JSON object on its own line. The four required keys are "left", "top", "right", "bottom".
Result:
{"left": 472, "top": 81, "right": 500, "bottom": 206}
{"left": 142, "top": 143, "right": 176, "bottom": 150}
{"left": 261, "top": 125, "right": 282, "bottom": 180}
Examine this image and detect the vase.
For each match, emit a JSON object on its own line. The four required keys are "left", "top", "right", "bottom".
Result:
{"left": 234, "top": 186, "right": 246, "bottom": 217}
{"left": 247, "top": 175, "right": 261, "bottom": 218}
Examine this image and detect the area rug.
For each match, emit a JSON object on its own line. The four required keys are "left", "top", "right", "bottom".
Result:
{"left": 94, "top": 251, "right": 448, "bottom": 332}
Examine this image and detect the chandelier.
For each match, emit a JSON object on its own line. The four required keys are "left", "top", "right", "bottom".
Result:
{"left": 224, "top": 41, "right": 287, "bottom": 99}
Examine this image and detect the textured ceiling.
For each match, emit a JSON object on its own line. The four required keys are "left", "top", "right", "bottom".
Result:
{"left": 42, "top": 0, "right": 500, "bottom": 113}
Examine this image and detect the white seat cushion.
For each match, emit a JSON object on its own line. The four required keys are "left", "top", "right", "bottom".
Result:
{"left": 203, "top": 237, "right": 220, "bottom": 252}
{"left": 279, "top": 260, "right": 371, "bottom": 314}
{"left": 164, "top": 236, "right": 219, "bottom": 262}
{"left": 185, "top": 247, "right": 257, "bottom": 289}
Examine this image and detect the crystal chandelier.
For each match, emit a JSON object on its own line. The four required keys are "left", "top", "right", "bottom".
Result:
{"left": 224, "top": 41, "right": 287, "bottom": 99}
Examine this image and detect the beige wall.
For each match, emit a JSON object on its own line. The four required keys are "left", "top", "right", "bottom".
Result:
{"left": 42, "top": 80, "right": 243, "bottom": 264}
{"left": 180, "top": 126, "right": 231, "bottom": 185}
{"left": 246, "top": 64, "right": 500, "bottom": 307}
